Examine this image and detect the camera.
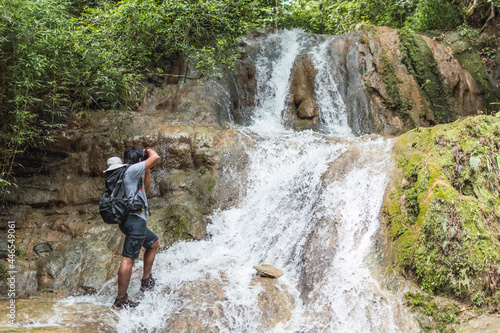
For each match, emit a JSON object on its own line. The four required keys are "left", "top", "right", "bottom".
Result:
{"left": 144, "top": 147, "right": 152, "bottom": 160}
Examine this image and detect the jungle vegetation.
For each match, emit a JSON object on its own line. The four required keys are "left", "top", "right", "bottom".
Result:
{"left": 0, "top": 0, "right": 498, "bottom": 184}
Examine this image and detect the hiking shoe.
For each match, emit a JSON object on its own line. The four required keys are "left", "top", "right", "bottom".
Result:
{"left": 140, "top": 274, "right": 155, "bottom": 292}
{"left": 113, "top": 293, "right": 139, "bottom": 309}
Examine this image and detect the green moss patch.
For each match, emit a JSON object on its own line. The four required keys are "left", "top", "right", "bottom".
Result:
{"left": 380, "top": 52, "right": 414, "bottom": 124}
{"left": 399, "top": 28, "right": 452, "bottom": 124}
{"left": 384, "top": 115, "right": 500, "bottom": 306}
{"left": 405, "top": 292, "right": 460, "bottom": 332}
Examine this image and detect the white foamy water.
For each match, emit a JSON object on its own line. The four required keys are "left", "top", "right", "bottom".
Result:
{"left": 251, "top": 29, "right": 307, "bottom": 133}
{"left": 112, "top": 29, "right": 419, "bottom": 332}
{"left": 311, "top": 37, "right": 352, "bottom": 137}
{"left": 23, "top": 30, "right": 418, "bottom": 332}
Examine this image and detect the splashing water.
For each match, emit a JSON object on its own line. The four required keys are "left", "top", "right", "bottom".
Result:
{"left": 11, "top": 30, "right": 419, "bottom": 332}
{"left": 250, "top": 29, "right": 307, "bottom": 133}
{"left": 111, "top": 29, "right": 420, "bottom": 332}
{"left": 311, "top": 37, "right": 352, "bottom": 137}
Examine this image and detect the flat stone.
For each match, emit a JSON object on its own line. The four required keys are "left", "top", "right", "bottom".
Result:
{"left": 253, "top": 264, "right": 284, "bottom": 278}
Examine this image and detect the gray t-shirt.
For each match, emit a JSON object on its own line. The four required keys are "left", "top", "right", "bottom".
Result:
{"left": 123, "top": 161, "right": 148, "bottom": 221}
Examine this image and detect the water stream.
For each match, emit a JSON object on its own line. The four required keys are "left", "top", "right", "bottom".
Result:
{"left": 111, "top": 30, "right": 418, "bottom": 332}
{"left": 14, "top": 30, "right": 420, "bottom": 332}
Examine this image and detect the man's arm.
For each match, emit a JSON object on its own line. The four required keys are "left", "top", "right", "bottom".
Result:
{"left": 144, "top": 148, "right": 159, "bottom": 194}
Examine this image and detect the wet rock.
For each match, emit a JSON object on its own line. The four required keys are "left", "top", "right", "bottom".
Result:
{"left": 0, "top": 298, "right": 118, "bottom": 330}
{"left": 232, "top": 58, "right": 257, "bottom": 124}
{"left": 36, "top": 237, "right": 120, "bottom": 295}
{"left": 33, "top": 242, "right": 57, "bottom": 255}
{"left": 163, "top": 274, "right": 294, "bottom": 331}
{"left": 164, "top": 277, "right": 229, "bottom": 332}
{"left": 286, "top": 54, "right": 319, "bottom": 131}
{"left": 152, "top": 194, "right": 208, "bottom": 244}
{"left": 327, "top": 31, "right": 375, "bottom": 135}
{"left": 252, "top": 276, "right": 295, "bottom": 328}
{"left": 421, "top": 35, "right": 483, "bottom": 117}
{"left": 214, "top": 129, "right": 249, "bottom": 211}
{"left": 253, "top": 264, "right": 284, "bottom": 278}
{"left": 321, "top": 142, "right": 361, "bottom": 185}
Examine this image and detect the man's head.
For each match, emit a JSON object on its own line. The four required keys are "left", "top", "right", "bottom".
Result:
{"left": 124, "top": 146, "right": 144, "bottom": 165}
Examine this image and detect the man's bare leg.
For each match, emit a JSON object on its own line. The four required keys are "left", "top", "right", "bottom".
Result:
{"left": 117, "top": 257, "right": 135, "bottom": 297}
{"left": 142, "top": 240, "right": 159, "bottom": 280}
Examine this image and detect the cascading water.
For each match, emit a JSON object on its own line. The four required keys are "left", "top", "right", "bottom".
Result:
{"left": 108, "top": 29, "right": 420, "bottom": 332}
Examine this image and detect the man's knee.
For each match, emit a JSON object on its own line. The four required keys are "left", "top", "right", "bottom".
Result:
{"left": 151, "top": 239, "right": 160, "bottom": 250}
{"left": 122, "top": 256, "right": 135, "bottom": 262}
{"left": 120, "top": 256, "right": 135, "bottom": 267}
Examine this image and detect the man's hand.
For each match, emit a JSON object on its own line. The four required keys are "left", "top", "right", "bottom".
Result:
{"left": 143, "top": 148, "right": 160, "bottom": 171}
{"left": 143, "top": 148, "right": 159, "bottom": 194}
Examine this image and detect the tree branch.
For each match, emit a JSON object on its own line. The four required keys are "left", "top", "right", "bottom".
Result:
{"left": 479, "top": 2, "right": 495, "bottom": 33}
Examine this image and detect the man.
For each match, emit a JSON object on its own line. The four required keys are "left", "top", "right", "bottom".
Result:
{"left": 111, "top": 146, "right": 160, "bottom": 309}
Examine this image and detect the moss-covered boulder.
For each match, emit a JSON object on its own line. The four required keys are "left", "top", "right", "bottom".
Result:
{"left": 440, "top": 32, "right": 500, "bottom": 113}
{"left": 359, "top": 26, "right": 484, "bottom": 135}
{"left": 383, "top": 115, "right": 500, "bottom": 307}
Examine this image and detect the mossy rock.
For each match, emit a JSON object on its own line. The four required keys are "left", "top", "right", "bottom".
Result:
{"left": 399, "top": 29, "right": 452, "bottom": 124}
{"left": 383, "top": 115, "right": 500, "bottom": 305}
{"left": 455, "top": 51, "right": 497, "bottom": 109}
{"left": 150, "top": 193, "right": 211, "bottom": 248}
{"left": 442, "top": 33, "right": 499, "bottom": 112}
{"left": 404, "top": 292, "right": 460, "bottom": 331}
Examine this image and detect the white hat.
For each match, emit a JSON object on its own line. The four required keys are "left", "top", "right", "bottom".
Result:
{"left": 103, "top": 156, "right": 127, "bottom": 173}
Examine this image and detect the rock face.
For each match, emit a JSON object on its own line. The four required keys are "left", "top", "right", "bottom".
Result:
{"left": 421, "top": 35, "right": 484, "bottom": 117}
{"left": 361, "top": 27, "right": 435, "bottom": 132}
{"left": 285, "top": 54, "right": 320, "bottom": 131}
{"left": 161, "top": 275, "right": 294, "bottom": 332}
{"left": 233, "top": 27, "right": 489, "bottom": 135}
{"left": 1, "top": 110, "right": 249, "bottom": 296}
{"left": 359, "top": 27, "right": 486, "bottom": 134}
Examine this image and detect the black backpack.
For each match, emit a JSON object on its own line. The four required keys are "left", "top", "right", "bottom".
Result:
{"left": 99, "top": 166, "right": 143, "bottom": 224}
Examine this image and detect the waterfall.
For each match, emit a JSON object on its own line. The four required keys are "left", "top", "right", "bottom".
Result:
{"left": 111, "top": 30, "right": 418, "bottom": 332}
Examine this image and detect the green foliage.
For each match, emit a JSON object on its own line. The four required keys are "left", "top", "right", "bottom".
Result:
{"left": 279, "top": 0, "right": 462, "bottom": 35}
{"left": 404, "top": 0, "right": 460, "bottom": 31}
{"left": 73, "top": 0, "right": 253, "bottom": 84}
{"left": 0, "top": 0, "right": 76, "bottom": 182}
{"left": 458, "top": 22, "right": 498, "bottom": 60}
{"left": 0, "top": 0, "right": 265, "bottom": 183}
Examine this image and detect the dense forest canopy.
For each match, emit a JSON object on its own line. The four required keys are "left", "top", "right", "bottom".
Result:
{"left": 0, "top": 0, "right": 498, "bottom": 186}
